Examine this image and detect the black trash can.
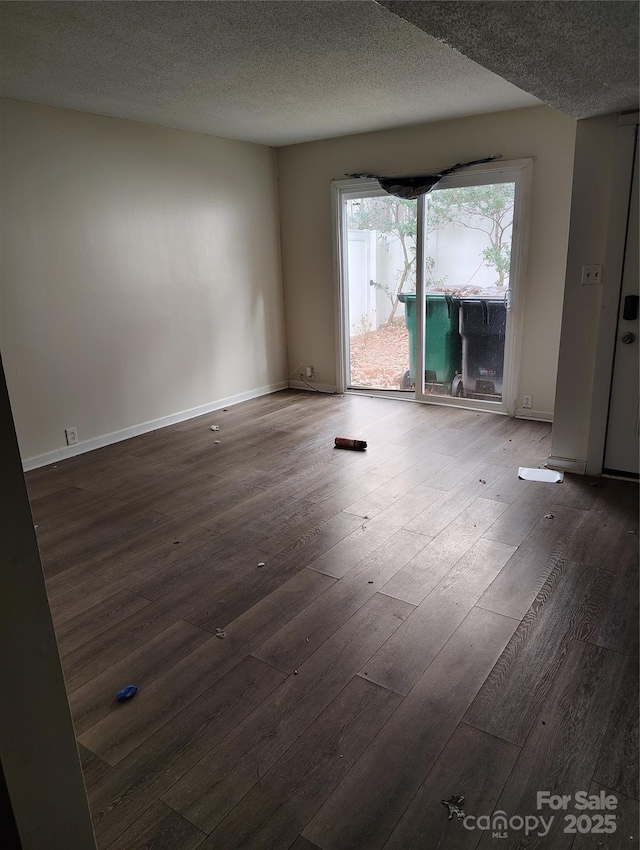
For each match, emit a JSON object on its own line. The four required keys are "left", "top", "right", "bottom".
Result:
{"left": 456, "top": 298, "right": 506, "bottom": 401}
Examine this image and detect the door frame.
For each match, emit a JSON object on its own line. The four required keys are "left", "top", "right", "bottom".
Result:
{"left": 331, "top": 159, "right": 533, "bottom": 413}
{"left": 414, "top": 160, "right": 532, "bottom": 415}
{"left": 331, "top": 178, "right": 387, "bottom": 395}
{"left": 586, "top": 115, "right": 639, "bottom": 476}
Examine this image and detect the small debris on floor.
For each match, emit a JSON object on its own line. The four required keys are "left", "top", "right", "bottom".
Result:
{"left": 173, "top": 540, "right": 180, "bottom": 545}
{"left": 544, "top": 514, "right": 555, "bottom": 519}
{"left": 518, "top": 467, "right": 564, "bottom": 483}
{"left": 214, "top": 440, "right": 221, "bottom": 444}
{"left": 441, "top": 795, "right": 466, "bottom": 820}
{"left": 257, "top": 561, "right": 265, "bottom": 567}
{"left": 115, "top": 685, "right": 138, "bottom": 702}
{"left": 334, "top": 437, "right": 367, "bottom": 451}
{"left": 629, "top": 530, "right": 637, "bottom": 534}
{"left": 293, "top": 670, "right": 298, "bottom": 675}
{"left": 368, "top": 581, "right": 374, "bottom": 584}
{"left": 479, "top": 479, "right": 486, "bottom": 484}
{"left": 210, "top": 425, "right": 220, "bottom": 431}
{"left": 215, "top": 628, "right": 227, "bottom": 639}
{"left": 223, "top": 408, "right": 228, "bottom": 412}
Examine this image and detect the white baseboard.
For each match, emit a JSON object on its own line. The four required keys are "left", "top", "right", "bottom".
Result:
{"left": 288, "top": 379, "right": 337, "bottom": 394}
{"left": 22, "top": 381, "right": 289, "bottom": 471}
{"left": 545, "top": 455, "right": 587, "bottom": 475}
{"left": 514, "top": 408, "right": 553, "bottom": 423}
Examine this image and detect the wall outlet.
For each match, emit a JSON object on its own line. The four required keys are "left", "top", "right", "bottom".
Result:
{"left": 522, "top": 395, "right": 532, "bottom": 410}
{"left": 581, "top": 264, "right": 603, "bottom": 285}
{"left": 65, "top": 427, "right": 79, "bottom": 446}
{"left": 305, "top": 366, "right": 314, "bottom": 378}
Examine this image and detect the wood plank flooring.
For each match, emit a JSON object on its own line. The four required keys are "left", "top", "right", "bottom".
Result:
{"left": 27, "top": 390, "right": 639, "bottom": 850}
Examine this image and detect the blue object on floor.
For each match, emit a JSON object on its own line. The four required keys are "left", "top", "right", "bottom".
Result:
{"left": 115, "top": 684, "right": 138, "bottom": 702}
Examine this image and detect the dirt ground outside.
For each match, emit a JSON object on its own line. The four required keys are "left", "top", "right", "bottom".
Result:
{"left": 349, "top": 318, "right": 410, "bottom": 390}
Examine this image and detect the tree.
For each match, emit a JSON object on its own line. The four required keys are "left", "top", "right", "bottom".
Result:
{"left": 347, "top": 197, "right": 417, "bottom": 322}
{"left": 427, "top": 183, "right": 515, "bottom": 288}
{"left": 346, "top": 182, "right": 515, "bottom": 330}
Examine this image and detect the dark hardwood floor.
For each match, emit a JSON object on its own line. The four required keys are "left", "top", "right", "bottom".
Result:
{"left": 27, "top": 390, "right": 639, "bottom": 849}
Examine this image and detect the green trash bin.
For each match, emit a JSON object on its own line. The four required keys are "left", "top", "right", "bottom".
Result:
{"left": 397, "top": 293, "right": 462, "bottom": 390}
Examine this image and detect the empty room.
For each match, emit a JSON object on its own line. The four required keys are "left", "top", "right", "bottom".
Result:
{"left": 1, "top": 2, "right": 638, "bottom": 849}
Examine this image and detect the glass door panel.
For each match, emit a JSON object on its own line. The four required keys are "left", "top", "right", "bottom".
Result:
{"left": 344, "top": 194, "right": 416, "bottom": 391}
{"left": 417, "top": 180, "right": 516, "bottom": 407}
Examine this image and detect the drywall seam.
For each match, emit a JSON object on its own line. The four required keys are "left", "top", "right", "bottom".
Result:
{"left": 22, "top": 381, "right": 288, "bottom": 471}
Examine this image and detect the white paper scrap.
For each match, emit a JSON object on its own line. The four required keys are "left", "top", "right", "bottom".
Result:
{"left": 518, "top": 467, "right": 564, "bottom": 483}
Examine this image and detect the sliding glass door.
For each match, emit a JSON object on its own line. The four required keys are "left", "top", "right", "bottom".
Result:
{"left": 334, "top": 161, "right": 530, "bottom": 413}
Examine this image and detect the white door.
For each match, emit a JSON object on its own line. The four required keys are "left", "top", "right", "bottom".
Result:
{"left": 604, "top": 130, "right": 639, "bottom": 476}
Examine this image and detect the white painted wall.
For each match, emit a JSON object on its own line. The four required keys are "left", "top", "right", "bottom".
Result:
{"left": 277, "top": 106, "right": 576, "bottom": 416}
{"left": 0, "top": 355, "right": 96, "bottom": 850}
{"left": 0, "top": 99, "right": 287, "bottom": 464}
{"left": 550, "top": 114, "right": 621, "bottom": 470}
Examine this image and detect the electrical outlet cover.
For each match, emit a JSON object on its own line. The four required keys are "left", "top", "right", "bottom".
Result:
{"left": 581, "top": 264, "right": 603, "bottom": 285}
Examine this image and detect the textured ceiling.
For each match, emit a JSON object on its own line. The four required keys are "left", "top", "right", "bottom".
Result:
{"left": 379, "top": 0, "right": 640, "bottom": 119}
{"left": 0, "top": 0, "right": 539, "bottom": 146}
